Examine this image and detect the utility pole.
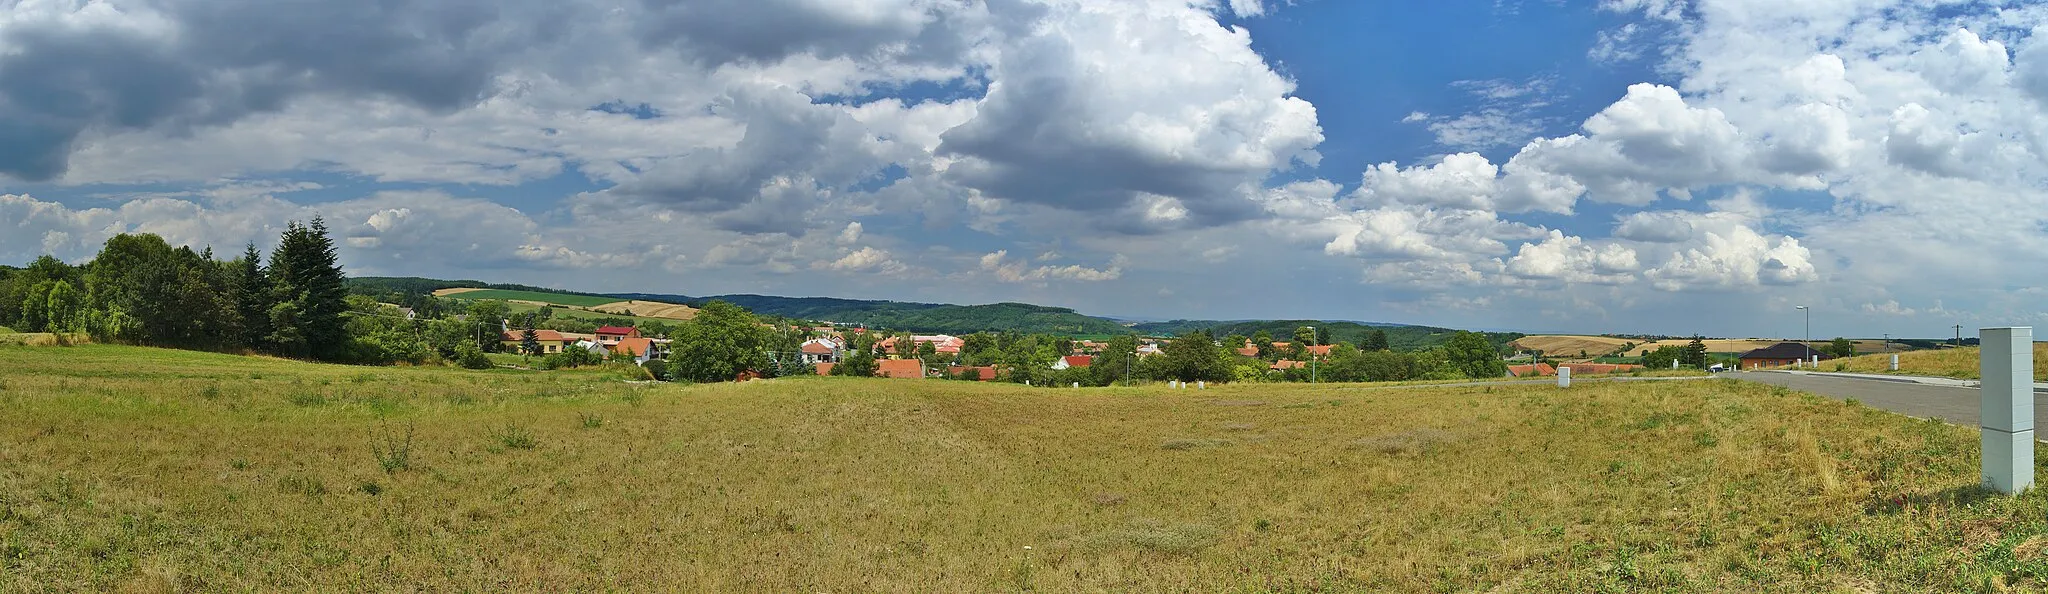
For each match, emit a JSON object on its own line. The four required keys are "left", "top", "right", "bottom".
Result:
{"left": 1955, "top": 324, "right": 1964, "bottom": 348}
{"left": 1796, "top": 305, "right": 1809, "bottom": 366}
{"left": 1883, "top": 333, "right": 1889, "bottom": 353}
{"left": 1306, "top": 325, "right": 1317, "bottom": 384}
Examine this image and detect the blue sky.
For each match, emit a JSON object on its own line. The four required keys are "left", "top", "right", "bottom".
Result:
{"left": 4, "top": 0, "right": 2048, "bottom": 340}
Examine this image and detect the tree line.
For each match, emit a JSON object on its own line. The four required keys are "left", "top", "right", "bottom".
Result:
{"left": 0, "top": 221, "right": 363, "bottom": 360}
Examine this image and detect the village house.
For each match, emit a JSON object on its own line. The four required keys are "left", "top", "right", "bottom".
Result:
{"left": 1269, "top": 360, "right": 1307, "bottom": 371}
{"left": 610, "top": 336, "right": 666, "bottom": 364}
{"left": 594, "top": 326, "right": 640, "bottom": 346}
{"left": 800, "top": 337, "right": 843, "bottom": 364}
{"left": 1051, "top": 355, "right": 1093, "bottom": 370}
{"left": 1737, "top": 343, "right": 1831, "bottom": 369}
{"left": 499, "top": 329, "right": 569, "bottom": 354}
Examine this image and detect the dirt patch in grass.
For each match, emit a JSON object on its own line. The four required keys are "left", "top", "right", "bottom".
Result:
{"left": 1160, "top": 438, "right": 1232, "bottom": 450}
{"left": 1351, "top": 428, "right": 1456, "bottom": 455}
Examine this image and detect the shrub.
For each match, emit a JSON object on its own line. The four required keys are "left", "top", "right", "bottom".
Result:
{"left": 490, "top": 424, "right": 538, "bottom": 450}
{"left": 371, "top": 422, "right": 415, "bottom": 473}
{"left": 455, "top": 342, "right": 492, "bottom": 370}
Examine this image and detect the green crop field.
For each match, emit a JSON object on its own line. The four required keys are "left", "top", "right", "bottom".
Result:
{"left": 5, "top": 344, "right": 2048, "bottom": 591}
{"left": 442, "top": 289, "right": 623, "bottom": 308}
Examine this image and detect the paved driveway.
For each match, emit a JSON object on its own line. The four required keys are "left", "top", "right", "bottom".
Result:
{"left": 1717, "top": 371, "right": 2044, "bottom": 430}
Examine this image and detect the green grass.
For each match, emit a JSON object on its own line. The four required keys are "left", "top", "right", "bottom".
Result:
{"left": 0, "top": 326, "right": 14, "bottom": 334}
{"left": 6, "top": 344, "right": 2048, "bottom": 591}
{"left": 444, "top": 289, "right": 623, "bottom": 308}
{"left": 1833, "top": 345, "right": 2048, "bottom": 381}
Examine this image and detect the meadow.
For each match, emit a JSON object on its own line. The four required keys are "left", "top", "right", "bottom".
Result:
{"left": 5, "top": 345, "right": 2048, "bottom": 592}
{"left": 1832, "top": 345, "right": 2048, "bottom": 381}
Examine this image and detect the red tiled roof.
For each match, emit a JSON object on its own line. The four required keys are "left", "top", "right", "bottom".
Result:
{"left": 1305, "top": 345, "right": 1333, "bottom": 357}
{"left": 1558, "top": 363, "right": 1642, "bottom": 375}
{"left": 1270, "top": 360, "right": 1307, "bottom": 370}
{"left": 595, "top": 326, "right": 638, "bottom": 336}
{"left": 815, "top": 362, "right": 836, "bottom": 375}
{"left": 801, "top": 342, "right": 836, "bottom": 354}
{"left": 1062, "top": 355, "right": 1093, "bottom": 368}
{"left": 877, "top": 359, "right": 925, "bottom": 379}
{"left": 1235, "top": 346, "right": 1259, "bottom": 357}
{"left": 948, "top": 365, "right": 997, "bottom": 381}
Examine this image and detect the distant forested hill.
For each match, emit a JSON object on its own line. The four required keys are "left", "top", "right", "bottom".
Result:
{"left": 342, "top": 278, "right": 1509, "bottom": 344}
{"left": 612, "top": 293, "right": 1130, "bottom": 336}
{"left": 1133, "top": 319, "right": 1522, "bottom": 351}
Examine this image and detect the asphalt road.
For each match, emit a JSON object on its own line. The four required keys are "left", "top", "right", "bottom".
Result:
{"left": 1718, "top": 371, "right": 2030, "bottom": 429}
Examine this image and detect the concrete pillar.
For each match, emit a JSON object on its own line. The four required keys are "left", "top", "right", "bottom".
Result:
{"left": 1810, "top": 355, "right": 1819, "bottom": 367}
{"left": 1981, "top": 327, "right": 2035, "bottom": 494}
{"left": 1890, "top": 354, "right": 1900, "bottom": 371}
{"left": 1672, "top": 359, "right": 1679, "bottom": 370}
{"left": 1072, "top": 382, "right": 1080, "bottom": 388}
{"left": 1197, "top": 381, "right": 1205, "bottom": 389}
{"left": 1557, "top": 366, "right": 1571, "bottom": 388}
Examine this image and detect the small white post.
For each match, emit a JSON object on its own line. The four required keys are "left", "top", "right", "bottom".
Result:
{"left": 1557, "top": 366, "right": 1571, "bottom": 388}
{"left": 1810, "top": 354, "right": 1819, "bottom": 367}
{"left": 1072, "top": 382, "right": 1079, "bottom": 388}
{"left": 1981, "top": 327, "right": 2035, "bottom": 494}
{"left": 1197, "top": 381, "right": 1205, "bottom": 389}
{"left": 1890, "top": 354, "right": 1900, "bottom": 371}
{"left": 1672, "top": 359, "right": 1679, "bottom": 370}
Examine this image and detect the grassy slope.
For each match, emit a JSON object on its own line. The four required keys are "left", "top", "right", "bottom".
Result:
{"left": 502, "top": 301, "right": 671, "bottom": 325}
{"left": 5, "top": 346, "right": 2048, "bottom": 591}
{"left": 0, "top": 326, "right": 13, "bottom": 334}
{"left": 1833, "top": 345, "right": 2048, "bottom": 381}
{"left": 442, "top": 289, "right": 624, "bottom": 308}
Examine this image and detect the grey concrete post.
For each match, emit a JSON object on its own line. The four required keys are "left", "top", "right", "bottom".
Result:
{"left": 1557, "top": 366, "right": 1571, "bottom": 388}
{"left": 1197, "top": 381, "right": 1205, "bottom": 389}
{"left": 1810, "top": 355, "right": 1818, "bottom": 367}
{"left": 1890, "top": 354, "right": 1900, "bottom": 371}
{"left": 1672, "top": 359, "right": 1679, "bottom": 370}
{"left": 1981, "top": 327, "right": 2034, "bottom": 494}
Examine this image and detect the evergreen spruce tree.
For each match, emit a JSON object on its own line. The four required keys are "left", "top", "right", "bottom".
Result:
{"left": 268, "top": 219, "right": 350, "bottom": 360}
{"left": 235, "top": 243, "right": 274, "bottom": 351}
{"left": 1363, "top": 329, "right": 1390, "bottom": 352}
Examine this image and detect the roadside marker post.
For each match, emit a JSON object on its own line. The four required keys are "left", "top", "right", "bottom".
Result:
{"left": 1557, "top": 366, "right": 1570, "bottom": 388}
{"left": 1891, "top": 354, "right": 1900, "bottom": 371}
{"left": 1981, "top": 327, "right": 2034, "bottom": 494}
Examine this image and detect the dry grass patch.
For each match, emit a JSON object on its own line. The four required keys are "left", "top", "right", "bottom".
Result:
{"left": 8, "top": 345, "right": 2048, "bottom": 591}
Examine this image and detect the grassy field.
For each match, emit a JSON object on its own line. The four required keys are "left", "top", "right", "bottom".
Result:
{"left": 1833, "top": 345, "right": 2048, "bottom": 381}
{"left": 7, "top": 345, "right": 2048, "bottom": 591}
{"left": 433, "top": 288, "right": 624, "bottom": 308}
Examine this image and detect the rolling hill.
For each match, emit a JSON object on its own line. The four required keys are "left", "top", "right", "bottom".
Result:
{"left": 352, "top": 277, "right": 1512, "bottom": 348}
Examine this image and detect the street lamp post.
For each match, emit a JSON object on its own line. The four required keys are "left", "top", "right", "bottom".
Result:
{"left": 1306, "top": 325, "right": 1317, "bottom": 384}
{"left": 1796, "top": 306, "right": 1810, "bottom": 367}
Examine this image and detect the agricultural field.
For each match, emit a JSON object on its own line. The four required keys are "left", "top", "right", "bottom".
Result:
{"left": 7, "top": 345, "right": 2048, "bottom": 591}
{"left": 1832, "top": 345, "right": 2048, "bottom": 382}
{"left": 1516, "top": 336, "right": 1893, "bottom": 359}
{"left": 502, "top": 302, "right": 670, "bottom": 326}
{"left": 589, "top": 300, "right": 697, "bottom": 320}
{"left": 429, "top": 288, "right": 624, "bottom": 308}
